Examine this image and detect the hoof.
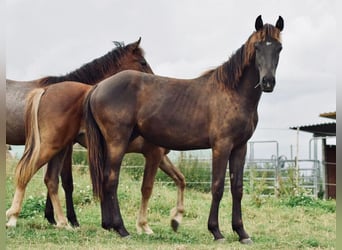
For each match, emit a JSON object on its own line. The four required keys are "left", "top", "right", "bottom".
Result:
{"left": 6, "top": 216, "right": 17, "bottom": 228}
{"left": 117, "top": 228, "right": 130, "bottom": 238}
{"left": 240, "top": 238, "right": 253, "bottom": 244}
{"left": 214, "top": 238, "right": 225, "bottom": 243}
{"left": 6, "top": 222, "right": 16, "bottom": 228}
{"left": 69, "top": 220, "right": 80, "bottom": 228}
{"left": 136, "top": 222, "right": 154, "bottom": 235}
{"left": 122, "top": 234, "right": 131, "bottom": 240}
{"left": 171, "top": 219, "right": 179, "bottom": 232}
{"left": 55, "top": 222, "right": 73, "bottom": 230}
{"left": 45, "top": 217, "right": 57, "bottom": 225}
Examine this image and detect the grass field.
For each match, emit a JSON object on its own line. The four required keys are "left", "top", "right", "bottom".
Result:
{"left": 6, "top": 157, "right": 336, "bottom": 249}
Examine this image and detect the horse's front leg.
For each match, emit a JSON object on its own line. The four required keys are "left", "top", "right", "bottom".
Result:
{"left": 207, "top": 142, "right": 231, "bottom": 241}
{"left": 101, "top": 144, "right": 129, "bottom": 237}
{"left": 229, "top": 144, "right": 252, "bottom": 244}
{"left": 158, "top": 155, "right": 185, "bottom": 232}
{"left": 136, "top": 146, "right": 163, "bottom": 234}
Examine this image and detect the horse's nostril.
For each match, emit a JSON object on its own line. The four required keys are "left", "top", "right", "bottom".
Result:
{"left": 262, "top": 76, "right": 275, "bottom": 85}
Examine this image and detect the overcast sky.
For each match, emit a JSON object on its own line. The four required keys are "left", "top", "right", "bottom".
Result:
{"left": 6, "top": 0, "right": 336, "bottom": 159}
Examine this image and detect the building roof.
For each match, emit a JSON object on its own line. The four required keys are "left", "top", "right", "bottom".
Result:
{"left": 290, "top": 111, "right": 336, "bottom": 137}
{"left": 319, "top": 111, "right": 336, "bottom": 120}
{"left": 290, "top": 122, "right": 336, "bottom": 137}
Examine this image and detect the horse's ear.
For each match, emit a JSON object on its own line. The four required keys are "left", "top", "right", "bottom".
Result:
{"left": 113, "top": 41, "right": 125, "bottom": 47}
{"left": 129, "top": 37, "right": 142, "bottom": 51}
{"left": 276, "top": 16, "right": 284, "bottom": 31}
{"left": 255, "top": 15, "right": 263, "bottom": 31}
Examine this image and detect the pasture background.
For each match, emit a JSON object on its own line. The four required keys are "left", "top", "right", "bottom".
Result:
{"left": 6, "top": 153, "right": 335, "bottom": 249}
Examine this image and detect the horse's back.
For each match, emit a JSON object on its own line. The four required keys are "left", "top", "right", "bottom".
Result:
{"left": 41, "top": 81, "right": 91, "bottom": 117}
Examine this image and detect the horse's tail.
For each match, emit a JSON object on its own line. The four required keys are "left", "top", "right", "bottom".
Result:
{"left": 84, "top": 86, "right": 105, "bottom": 200}
{"left": 15, "top": 88, "right": 45, "bottom": 187}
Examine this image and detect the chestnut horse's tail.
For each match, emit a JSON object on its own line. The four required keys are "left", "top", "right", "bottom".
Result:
{"left": 84, "top": 86, "right": 105, "bottom": 200}
{"left": 15, "top": 88, "right": 45, "bottom": 187}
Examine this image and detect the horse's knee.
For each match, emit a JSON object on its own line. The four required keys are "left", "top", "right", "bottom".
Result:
{"left": 211, "top": 180, "right": 225, "bottom": 200}
{"left": 179, "top": 175, "right": 186, "bottom": 190}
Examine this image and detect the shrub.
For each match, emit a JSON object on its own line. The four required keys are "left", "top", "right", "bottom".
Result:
{"left": 19, "top": 195, "right": 45, "bottom": 219}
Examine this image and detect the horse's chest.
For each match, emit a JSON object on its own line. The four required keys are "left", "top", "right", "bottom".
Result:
{"left": 219, "top": 112, "right": 257, "bottom": 143}
{"left": 236, "top": 115, "right": 257, "bottom": 141}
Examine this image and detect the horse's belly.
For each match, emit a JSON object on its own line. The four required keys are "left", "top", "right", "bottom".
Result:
{"left": 138, "top": 121, "right": 210, "bottom": 150}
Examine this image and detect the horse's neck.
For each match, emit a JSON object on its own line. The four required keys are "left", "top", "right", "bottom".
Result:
{"left": 65, "top": 67, "right": 118, "bottom": 85}
{"left": 236, "top": 65, "right": 262, "bottom": 112}
{"left": 46, "top": 60, "right": 121, "bottom": 85}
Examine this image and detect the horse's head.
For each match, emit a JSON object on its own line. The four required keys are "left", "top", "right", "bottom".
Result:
{"left": 253, "top": 15, "right": 283, "bottom": 92}
{"left": 117, "top": 37, "right": 154, "bottom": 75}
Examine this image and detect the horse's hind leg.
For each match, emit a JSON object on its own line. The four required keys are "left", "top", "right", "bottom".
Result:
{"left": 158, "top": 155, "right": 185, "bottom": 232}
{"left": 6, "top": 149, "right": 53, "bottom": 227}
{"left": 44, "top": 149, "right": 70, "bottom": 229}
{"left": 44, "top": 177, "right": 56, "bottom": 225}
{"left": 136, "top": 146, "right": 163, "bottom": 234}
{"left": 44, "top": 146, "right": 68, "bottom": 225}
{"left": 100, "top": 142, "right": 129, "bottom": 237}
{"left": 44, "top": 144, "right": 79, "bottom": 227}
{"left": 6, "top": 186, "right": 26, "bottom": 227}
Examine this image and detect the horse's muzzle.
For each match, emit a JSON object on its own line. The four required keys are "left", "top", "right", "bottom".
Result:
{"left": 261, "top": 75, "right": 275, "bottom": 92}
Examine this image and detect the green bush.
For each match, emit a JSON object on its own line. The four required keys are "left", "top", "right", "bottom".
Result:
{"left": 19, "top": 195, "right": 45, "bottom": 219}
{"left": 281, "top": 195, "right": 335, "bottom": 213}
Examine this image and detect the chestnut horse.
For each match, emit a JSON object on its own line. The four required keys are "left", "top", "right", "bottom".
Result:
{"left": 6, "top": 39, "right": 185, "bottom": 233}
{"left": 84, "top": 16, "right": 284, "bottom": 243}
{"left": 6, "top": 39, "right": 152, "bottom": 227}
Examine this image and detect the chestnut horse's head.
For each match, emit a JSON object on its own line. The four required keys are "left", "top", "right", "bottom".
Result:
{"left": 113, "top": 37, "right": 154, "bottom": 75}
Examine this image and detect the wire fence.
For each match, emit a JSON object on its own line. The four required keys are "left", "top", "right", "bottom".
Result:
{"left": 6, "top": 140, "right": 334, "bottom": 199}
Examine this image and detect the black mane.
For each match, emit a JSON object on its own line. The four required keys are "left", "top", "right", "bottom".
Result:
{"left": 202, "top": 44, "right": 246, "bottom": 90}
{"left": 38, "top": 45, "right": 139, "bottom": 86}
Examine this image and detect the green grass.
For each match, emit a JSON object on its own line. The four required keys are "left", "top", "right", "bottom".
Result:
{"left": 6, "top": 158, "right": 336, "bottom": 249}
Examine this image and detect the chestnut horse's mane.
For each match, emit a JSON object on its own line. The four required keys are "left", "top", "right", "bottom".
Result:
{"left": 202, "top": 24, "right": 282, "bottom": 90}
{"left": 38, "top": 43, "right": 145, "bottom": 86}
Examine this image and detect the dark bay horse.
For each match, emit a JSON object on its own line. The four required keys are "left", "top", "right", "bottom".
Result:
{"left": 84, "top": 16, "right": 284, "bottom": 243}
{"left": 6, "top": 39, "right": 185, "bottom": 232}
